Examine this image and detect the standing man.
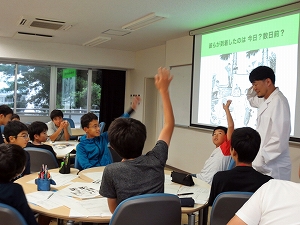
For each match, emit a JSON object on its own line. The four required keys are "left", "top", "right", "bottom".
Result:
{"left": 247, "top": 66, "right": 291, "bottom": 180}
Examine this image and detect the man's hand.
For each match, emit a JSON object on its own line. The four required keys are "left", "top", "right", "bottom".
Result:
{"left": 155, "top": 67, "right": 173, "bottom": 92}
{"left": 131, "top": 96, "right": 141, "bottom": 110}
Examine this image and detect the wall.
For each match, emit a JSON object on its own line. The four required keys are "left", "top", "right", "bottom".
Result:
{"left": 0, "top": 37, "right": 135, "bottom": 69}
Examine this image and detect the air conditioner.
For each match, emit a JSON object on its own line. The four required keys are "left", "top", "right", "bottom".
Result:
{"left": 18, "top": 16, "right": 73, "bottom": 31}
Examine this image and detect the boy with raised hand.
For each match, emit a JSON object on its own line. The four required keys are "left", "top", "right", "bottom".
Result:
{"left": 47, "top": 109, "right": 71, "bottom": 142}
{"left": 4, "top": 120, "right": 31, "bottom": 176}
{"left": 0, "top": 143, "right": 38, "bottom": 225}
{"left": 0, "top": 105, "right": 13, "bottom": 144}
{"left": 76, "top": 96, "right": 141, "bottom": 171}
{"left": 195, "top": 99, "right": 234, "bottom": 185}
{"left": 100, "top": 67, "right": 174, "bottom": 213}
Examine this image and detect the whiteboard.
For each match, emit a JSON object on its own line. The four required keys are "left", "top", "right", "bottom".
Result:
{"left": 170, "top": 65, "right": 192, "bottom": 126}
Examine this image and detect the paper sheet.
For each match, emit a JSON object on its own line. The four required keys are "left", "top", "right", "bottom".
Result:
{"left": 59, "top": 182, "right": 101, "bottom": 199}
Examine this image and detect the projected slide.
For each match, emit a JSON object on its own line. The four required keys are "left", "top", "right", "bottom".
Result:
{"left": 192, "top": 13, "right": 299, "bottom": 136}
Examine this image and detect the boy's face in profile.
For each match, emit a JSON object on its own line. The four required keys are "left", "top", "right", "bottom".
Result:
{"left": 9, "top": 130, "right": 29, "bottom": 148}
{"left": 212, "top": 129, "right": 226, "bottom": 147}
{"left": 52, "top": 116, "right": 63, "bottom": 127}
{"left": 35, "top": 130, "right": 48, "bottom": 143}
{"left": 84, "top": 119, "right": 100, "bottom": 138}
{"left": 0, "top": 113, "right": 12, "bottom": 126}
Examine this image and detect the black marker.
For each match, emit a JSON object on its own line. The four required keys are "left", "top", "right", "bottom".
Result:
{"left": 177, "top": 192, "right": 193, "bottom": 196}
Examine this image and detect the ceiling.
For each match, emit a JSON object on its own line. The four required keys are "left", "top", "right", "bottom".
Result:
{"left": 0, "top": 0, "right": 299, "bottom": 52}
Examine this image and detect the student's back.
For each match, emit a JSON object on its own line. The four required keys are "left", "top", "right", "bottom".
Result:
{"left": 208, "top": 127, "right": 273, "bottom": 206}
{"left": 0, "top": 144, "right": 38, "bottom": 225}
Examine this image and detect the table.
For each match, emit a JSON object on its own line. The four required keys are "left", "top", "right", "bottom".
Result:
{"left": 14, "top": 168, "right": 111, "bottom": 224}
{"left": 79, "top": 167, "right": 211, "bottom": 225}
{"left": 44, "top": 141, "right": 78, "bottom": 159}
{"left": 71, "top": 128, "right": 86, "bottom": 136}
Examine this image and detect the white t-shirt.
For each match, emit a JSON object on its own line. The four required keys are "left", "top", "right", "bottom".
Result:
{"left": 196, "top": 145, "right": 231, "bottom": 185}
{"left": 236, "top": 179, "right": 300, "bottom": 225}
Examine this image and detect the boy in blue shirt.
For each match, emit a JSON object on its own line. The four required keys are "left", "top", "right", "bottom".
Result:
{"left": 76, "top": 96, "right": 140, "bottom": 170}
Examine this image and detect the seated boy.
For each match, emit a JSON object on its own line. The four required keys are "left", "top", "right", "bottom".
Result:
{"left": 0, "top": 105, "right": 13, "bottom": 144}
{"left": 228, "top": 179, "right": 300, "bottom": 225}
{"left": 100, "top": 67, "right": 174, "bottom": 213}
{"left": 195, "top": 100, "right": 234, "bottom": 185}
{"left": 0, "top": 143, "right": 38, "bottom": 225}
{"left": 47, "top": 109, "right": 71, "bottom": 141}
{"left": 11, "top": 113, "right": 20, "bottom": 121}
{"left": 208, "top": 127, "right": 273, "bottom": 206}
{"left": 4, "top": 121, "right": 30, "bottom": 177}
{"left": 76, "top": 96, "right": 141, "bottom": 170}
{"left": 27, "top": 121, "right": 57, "bottom": 159}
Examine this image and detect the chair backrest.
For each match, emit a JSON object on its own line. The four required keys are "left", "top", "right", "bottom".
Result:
{"left": 63, "top": 118, "right": 75, "bottom": 128}
{"left": 109, "top": 193, "right": 181, "bottom": 225}
{"left": 210, "top": 191, "right": 253, "bottom": 225}
{"left": 24, "top": 147, "right": 59, "bottom": 173}
{"left": 0, "top": 203, "right": 28, "bottom": 225}
{"left": 227, "top": 157, "right": 236, "bottom": 170}
{"left": 100, "top": 121, "right": 105, "bottom": 134}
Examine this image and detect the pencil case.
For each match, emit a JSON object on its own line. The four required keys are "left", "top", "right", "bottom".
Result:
{"left": 171, "top": 171, "right": 195, "bottom": 186}
{"left": 35, "top": 178, "right": 56, "bottom": 191}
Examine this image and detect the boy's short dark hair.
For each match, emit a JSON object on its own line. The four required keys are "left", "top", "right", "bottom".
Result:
{"left": 28, "top": 121, "right": 48, "bottom": 141}
{"left": 4, "top": 121, "right": 28, "bottom": 143}
{"left": 231, "top": 127, "right": 261, "bottom": 164}
{"left": 81, "top": 112, "right": 98, "bottom": 129}
{"left": 0, "top": 143, "right": 26, "bottom": 182}
{"left": 108, "top": 118, "right": 147, "bottom": 159}
{"left": 0, "top": 105, "right": 13, "bottom": 116}
{"left": 11, "top": 113, "right": 20, "bottom": 120}
{"left": 50, "top": 109, "right": 64, "bottom": 120}
{"left": 212, "top": 126, "right": 227, "bottom": 135}
{"left": 249, "top": 66, "right": 275, "bottom": 84}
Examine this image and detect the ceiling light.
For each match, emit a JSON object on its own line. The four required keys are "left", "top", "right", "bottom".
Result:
{"left": 121, "top": 13, "right": 165, "bottom": 31}
{"left": 83, "top": 36, "right": 111, "bottom": 47}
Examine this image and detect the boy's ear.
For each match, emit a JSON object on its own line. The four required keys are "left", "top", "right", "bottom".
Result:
{"left": 34, "top": 134, "right": 39, "bottom": 140}
{"left": 8, "top": 135, "right": 16, "bottom": 143}
{"left": 83, "top": 127, "right": 89, "bottom": 132}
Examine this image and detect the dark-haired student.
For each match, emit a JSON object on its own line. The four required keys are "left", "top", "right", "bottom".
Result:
{"left": 76, "top": 96, "right": 141, "bottom": 170}
{"left": 0, "top": 104, "right": 13, "bottom": 144}
{"left": 3, "top": 121, "right": 31, "bottom": 177}
{"left": 47, "top": 109, "right": 71, "bottom": 141}
{"left": 0, "top": 143, "right": 38, "bottom": 225}
{"left": 208, "top": 127, "right": 273, "bottom": 206}
{"left": 100, "top": 67, "right": 174, "bottom": 213}
{"left": 194, "top": 100, "right": 234, "bottom": 185}
{"left": 11, "top": 113, "right": 20, "bottom": 121}
{"left": 27, "top": 121, "right": 57, "bottom": 159}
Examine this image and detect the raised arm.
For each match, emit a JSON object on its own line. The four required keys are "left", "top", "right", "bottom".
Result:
{"left": 223, "top": 99, "right": 234, "bottom": 141}
{"left": 155, "top": 67, "right": 174, "bottom": 146}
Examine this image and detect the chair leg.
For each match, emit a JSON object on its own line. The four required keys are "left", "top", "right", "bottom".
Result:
{"left": 187, "top": 213, "right": 196, "bottom": 225}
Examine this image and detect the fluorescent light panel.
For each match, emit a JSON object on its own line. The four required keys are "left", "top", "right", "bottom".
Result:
{"left": 122, "top": 13, "right": 165, "bottom": 31}
{"left": 83, "top": 36, "right": 111, "bottom": 47}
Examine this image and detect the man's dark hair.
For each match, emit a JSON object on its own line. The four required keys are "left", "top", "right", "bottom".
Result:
{"left": 0, "top": 105, "right": 13, "bottom": 116}
{"left": 249, "top": 66, "right": 275, "bottom": 84}
{"left": 108, "top": 118, "right": 147, "bottom": 159}
{"left": 231, "top": 127, "right": 261, "bottom": 164}
{"left": 212, "top": 126, "right": 227, "bottom": 135}
{"left": 4, "top": 121, "right": 28, "bottom": 143}
{"left": 0, "top": 143, "right": 26, "bottom": 182}
{"left": 81, "top": 112, "right": 98, "bottom": 129}
{"left": 28, "top": 121, "right": 48, "bottom": 141}
{"left": 50, "top": 109, "right": 64, "bottom": 120}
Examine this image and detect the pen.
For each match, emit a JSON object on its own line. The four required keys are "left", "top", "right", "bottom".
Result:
{"left": 47, "top": 193, "right": 54, "bottom": 199}
{"left": 177, "top": 192, "right": 193, "bottom": 196}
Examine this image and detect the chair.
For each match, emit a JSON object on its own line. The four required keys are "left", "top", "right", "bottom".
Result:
{"left": 0, "top": 203, "right": 27, "bottom": 225}
{"left": 25, "top": 147, "right": 59, "bottom": 173}
{"left": 100, "top": 121, "right": 105, "bottom": 134}
{"left": 64, "top": 117, "right": 77, "bottom": 140}
{"left": 210, "top": 191, "right": 253, "bottom": 225}
{"left": 227, "top": 157, "right": 236, "bottom": 170}
{"left": 109, "top": 193, "right": 181, "bottom": 225}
